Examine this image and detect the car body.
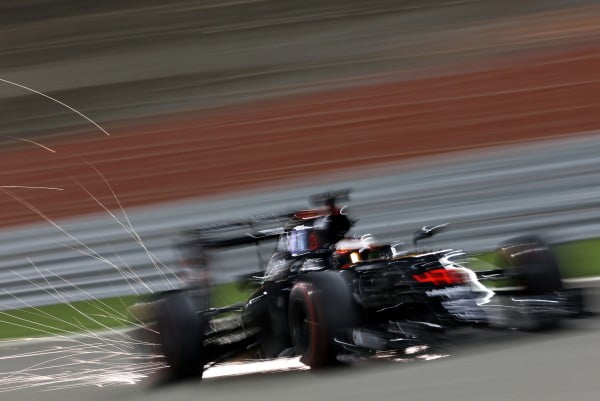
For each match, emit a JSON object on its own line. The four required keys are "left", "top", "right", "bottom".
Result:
{"left": 134, "top": 191, "right": 586, "bottom": 379}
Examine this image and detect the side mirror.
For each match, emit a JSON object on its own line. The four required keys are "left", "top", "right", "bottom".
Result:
{"left": 390, "top": 241, "right": 407, "bottom": 257}
{"left": 413, "top": 224, "right": 448, "bottom": 247}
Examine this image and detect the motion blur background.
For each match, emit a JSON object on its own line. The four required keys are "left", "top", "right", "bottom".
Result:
{"left": 0, "top": 0, "right": 599, "bottom": 397}
{"left": 1, "top": 0, "right": 599, "bottom": 220}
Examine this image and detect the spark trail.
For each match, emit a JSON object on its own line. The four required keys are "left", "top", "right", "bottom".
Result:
{"left": 0, "top": 78, "right": 110, "bottom": 136}
{"left": 0, "top": 73, "right": 178, "bottom": 396}
{"left": 0, "top": 186, "right": 63, "bottom": 191}
{"left": 4, "top": 136, "right": 56, "bottom": 153}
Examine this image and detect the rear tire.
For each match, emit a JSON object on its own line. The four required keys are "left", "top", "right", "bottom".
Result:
{"left": 288, "top": 271, "right": 357, "bottom": 369}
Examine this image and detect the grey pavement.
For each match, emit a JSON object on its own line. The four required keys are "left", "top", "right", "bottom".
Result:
{"left": 0, "top": 292, "right": 598, "bottom": 400}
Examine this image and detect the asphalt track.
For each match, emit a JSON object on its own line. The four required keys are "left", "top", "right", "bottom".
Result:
{"left": 1, "top": 290, "right": 598, "bottom": 401}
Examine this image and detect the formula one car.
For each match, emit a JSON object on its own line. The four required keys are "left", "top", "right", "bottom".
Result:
{"left": 133, "top": 190, "right": 585, "bottom": 379}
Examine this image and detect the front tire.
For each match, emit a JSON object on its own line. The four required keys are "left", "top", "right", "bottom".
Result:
{"left": 496, "top": 235, "right": 564, "bottom": 330}
{"left": 497, "top": 235, "right": 563, "bottom": 295}
{"left": 158, "top": 292, "right": 205, "bottom": 379}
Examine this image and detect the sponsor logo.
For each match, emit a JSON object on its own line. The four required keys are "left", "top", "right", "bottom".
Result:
{"left": 425, "top": 286, "right": 471, "bottom": 298}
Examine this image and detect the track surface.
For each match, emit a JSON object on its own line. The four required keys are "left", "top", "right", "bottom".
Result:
{"left": 1, "top": 301, "right": 599, "bottom": 400}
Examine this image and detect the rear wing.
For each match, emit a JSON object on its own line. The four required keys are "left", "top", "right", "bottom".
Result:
{"left": 177, "top": 211, "right": 293, "bottom": 250}
{"left": 172, "top": 213, "right": 294, "bottom": 286}
{"left": 182, "top": 189, "right": 352, "bottom": 249}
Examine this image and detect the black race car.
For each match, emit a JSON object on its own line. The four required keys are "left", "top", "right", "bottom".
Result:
{"left": 133, "top": 190, "right": 585, "bottom": 379}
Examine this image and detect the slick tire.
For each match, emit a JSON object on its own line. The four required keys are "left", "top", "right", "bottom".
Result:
{"left": 158, "top": 291, "right": 205, "bottom": 380}
{"left": 497, "top": 235, "right": 563, "bottom": 330}
{"left": 288, "top": 271, "right": 357, "bottom": 369}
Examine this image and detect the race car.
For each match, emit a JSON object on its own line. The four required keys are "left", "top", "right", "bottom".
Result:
{"left": 133, "top": 190, "right": 586, "bottom": 379}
